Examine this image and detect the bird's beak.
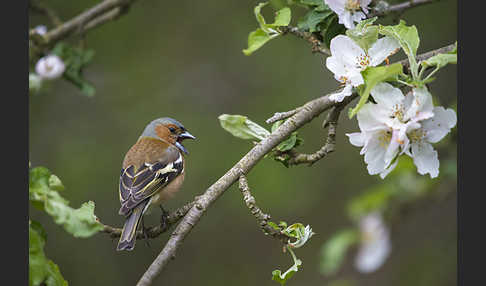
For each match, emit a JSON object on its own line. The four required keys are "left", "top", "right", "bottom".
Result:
{"left": 178, "top": 131, "right": 196, "bottom": 141}
{"left": 176, "top": 131, "right": 196, "bottom": 154}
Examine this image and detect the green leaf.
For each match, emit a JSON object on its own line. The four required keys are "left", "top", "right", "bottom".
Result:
{"left": 255, "top": 2, "right": 270, "bottom": 31}
{"left": 272, "top": 246, "right": 302, "bottom": 285}
{"left": 271, "top": 120, "right": 304, "bottom": 152}
{"left": 319, "top": 229, "right": 359, "bottom": 276}
{"left": 348, "top": 63, "right": 403, "bottom": 118}
{"left": 273, "top": 7, "right": 292, "bottom": 27}
{"left": 297, "top": 10, "right": 333, "bottom": 32}
{"left": 244, "top": 3, "right": 292, "bottom": 55}
{"left": 277, "top": 134, "right": 297, "bottom": 152}
{"left": 218, "top": 114, "right": 270, "bottom": 140}
{"left": 282, "top": 223, "right": 315, "bottom": 248}
{"left": 29, "top": 222, "right": 68, "bottom": 286}
{"left": 254, "top": 2, "right": 291, "bottom": 31}
{"left": 421, "top": 52, "right": 457, "bottom": 69}
{"left": 322, "top": 15, "right": 346, "bottom": 48}
{"left": 346, "top": 17, "right": 378, "bottom": 51}
{"left": 279, "top": 221, "right": 288, "bottom": 228}
{"left": 291, "top": 0, "right": 329, "bottom": 11}
{"left": 243, "top": 28, "right": 276, "bottom": 55}
{"left": 48, "top": 174, "right": 64, "bottom": 191}
{"left": 267, "top": 221, "right": 281, "bottom": 231}
{"left": 52, "top": 42, "right": 96, "bottom": 96}
{"left": 379, "top": 21, "right": 420, "bottom": 78}
{"left": 29, "top": 166, "right": 103, "bottom": 238}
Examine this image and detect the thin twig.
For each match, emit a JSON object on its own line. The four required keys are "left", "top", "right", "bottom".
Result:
{"left": 400, "top": 43, "right": 456, "bottom": 72}
{"left": 29, "top": 0, "right": 63, "bottom": 27}
{"left": 134, "top": 44, "right": 455, "bottom": 286}
{"left": 30, "top": 0, "right": 138, "bottom": 47}
{"left": 284, "top": 97, "right": 350, "bottom": 166}
{"left": 266, "top": 107, "right": 303, "bottom": 124}
{"left": 100, "top": 201, "right": 194, "bottom": 239}
{"left": 280, "top": 26, "right": 330, "bottom": 56}
{"left": 238, "top": 173, "right": 290, "bottom": 244}
{"left": 369, "top": 0, "right": 441, "bottom": 18}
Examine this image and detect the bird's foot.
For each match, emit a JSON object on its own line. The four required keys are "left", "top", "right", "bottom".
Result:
{"left": 160, "top": 205, "right": 170, "bottom": 231}
{"left": 141, "top": 217, "right": 151, "bottom": 249}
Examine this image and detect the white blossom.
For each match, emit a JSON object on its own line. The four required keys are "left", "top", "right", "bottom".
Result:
{"left": 325, "top": 0, "right": 372, "bottom": 29}
{"left": 33, "top": 25, "right": 47, "bottom": 35}
{"left": 404, "top": 106, "right": 457, "bottom": 178}
{"left": 346, "top": 83, "right": 419, "bottom": 178}
{"left": 326, "top": 35, "right": 400, "bottom": 102}
{"left": 347, "top": 82, "right": 456, "bottom": 179}
{"left": 35, "top": 55, "right": 65, "bottom": 80}
{"left": 354, "top": 212, "right": 391, "bottom": 273}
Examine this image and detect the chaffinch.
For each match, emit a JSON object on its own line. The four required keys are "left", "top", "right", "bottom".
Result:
{"left": 116, "top": 117, "right": 195, "bottom": 251}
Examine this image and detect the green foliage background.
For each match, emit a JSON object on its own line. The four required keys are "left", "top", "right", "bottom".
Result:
{"left": 29, "top": 0, "right": 457, "bottom": 285}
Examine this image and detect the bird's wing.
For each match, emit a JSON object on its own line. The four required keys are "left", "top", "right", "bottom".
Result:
{"left": 118, "top": 146, "right": 183, "bottom": 216}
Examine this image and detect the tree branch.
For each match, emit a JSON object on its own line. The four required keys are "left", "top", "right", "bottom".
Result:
{"left": 238, "top": 174, "right": 290, "bottom": 244}
{"left": 282, "top": 0, "right": 442, "bottom": 55}
{"left": 280, "top": 26, "right": 331, "bottom": 56}
{"left": 369, "top": 0, "right": 441, "bottom": 18}
{"left": 30, "top": 0, "right": 139, "bottom": 47}
{"left": 400, "top": 43, "right": 456, "bottom": 72}
{"left": 29, "top": 0, "right": 63, "bottom": 27}
{"left": 134, "top": 44, "right": 454, "bottom": 286}
{"left": 100, "top": 201, "right": 194, "bottom": 240}
{"left": 285, "top": 105, "right": 343, "bottom": 166}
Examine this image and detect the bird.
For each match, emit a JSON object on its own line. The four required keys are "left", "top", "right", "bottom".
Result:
{"left": 116, "top": 117, "right": 196, "bottom": 251}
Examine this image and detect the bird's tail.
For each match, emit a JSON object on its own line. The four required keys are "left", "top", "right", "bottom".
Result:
{"left": 116, "top": 200, "right": 149, "bottom": 251}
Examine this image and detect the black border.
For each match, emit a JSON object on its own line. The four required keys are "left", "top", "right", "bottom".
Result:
{"left": 4, "top": 0, "right": 28, "bottom": 284}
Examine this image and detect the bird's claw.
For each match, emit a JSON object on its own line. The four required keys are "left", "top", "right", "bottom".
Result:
{"left": 160, "top": 205, "right": 170, "bottom": 231}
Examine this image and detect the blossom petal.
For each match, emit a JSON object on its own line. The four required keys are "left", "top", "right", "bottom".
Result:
{"left": 404, "top": 86, "right": 435, "bottom": 122}
{"left": 326, "top": 56, "right": 348, "bottom": 81}
{"left": 370, "top": 82, "right": 405, "bottom": 111}
{"left": 341, "top": 11, "right": 355, "bottom": 29}
{"left": 325, "top": 0, "right": 345, "bottom": 14}
{"left": 360, "top": 0, "right": 372, "bottom": 14}
{"left": 411, "top": 141, "right": 440, "bottom": 178}
{"left": 35, "top": 55, "right": 66, "bottom": 80}
{"left": 379, "top": 159, "right": 398, "bottom": 179}
{"left": 364, "top": 136, "right": 388, "bottom": 175}
{"left": 330, "top": 35, "right": 365, "bottom": 68}
{"left": 384, "top": 129, "right": 400, "bottom": 167}
{"left": 423, "top": 106, "right": 457, "bottom": 143}
{"left": 369, "top": 37, "right": 401, "bottom": 66}
{"left": 352, "top": 11, "right": 366, "bottom": 23}
{"left": 329, "top": 84, "right": 353, "bottom": 102}
{"left": 357, "top": 103, "right": 390, "bottom": 132}
{"left": 355, "top": 212, "right": 391, "bottom": 273}
{"left": 347, "top": 68, "right": 365, "bottom": 86}
{"left": 347, "top": 132, "right": 365, "bottom": 147}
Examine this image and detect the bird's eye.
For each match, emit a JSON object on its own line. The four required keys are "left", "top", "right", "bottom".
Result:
{"left": 169, "top": 127, "right": 176, "bottom": 133}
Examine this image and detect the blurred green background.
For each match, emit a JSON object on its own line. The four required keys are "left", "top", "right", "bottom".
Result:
{"left": 29, "top": 0, "right": 457, "bottom": 285}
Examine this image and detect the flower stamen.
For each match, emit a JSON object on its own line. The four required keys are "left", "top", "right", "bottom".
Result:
{"left": 357, "top": 54, "right": 370, "bottom": 68}
{"left": 345, "top": 0, "right": 361, "bottom": 11}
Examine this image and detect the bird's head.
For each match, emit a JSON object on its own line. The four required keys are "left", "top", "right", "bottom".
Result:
{"left": 141, "top": 117, "right": 196, "bottom": 154}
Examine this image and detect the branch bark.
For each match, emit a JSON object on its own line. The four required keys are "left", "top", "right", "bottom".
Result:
{"left": 238, "top": 174, "right": 291, "bottom": 244}
{"left": 30, "top": 0, "right": 139, "bottom": 47}
{"left": 285, "top": 105, "right": 342, "bottom": 166}
{"left": 29, "top": 0, "right": 63, "bottom": 27}
{"left": 369, "top": 0, "right": 441, "bottom": 18}
{"left": 100, "top": 201, "right": 194, "bottom": 239}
